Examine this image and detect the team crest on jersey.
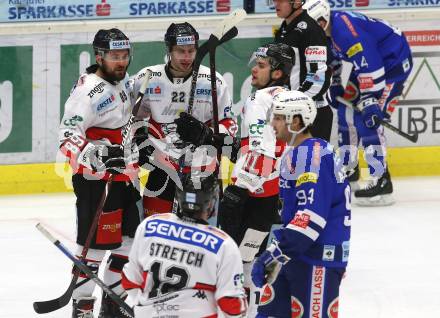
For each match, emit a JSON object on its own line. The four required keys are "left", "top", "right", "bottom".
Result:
{"left": 268, "top": 87, "right": 285, "bottom": 97}
{"left": 291, "top": 296, "right": 304, "bottom": 318}
{"left": 296, "top": 21, "right": 307, "bottom": 30}
{"left": 327, "top": 297, "right": 339, "bottom": 318}
{"left": 259, "top": 284, "right": 275, "bottom": 305}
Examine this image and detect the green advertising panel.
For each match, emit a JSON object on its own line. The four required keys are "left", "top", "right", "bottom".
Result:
{"left": 60, "top": 37, "right": 271, "bottom": 116}
{"left": 0, "top": 46, "right": 32, "bottom": 153}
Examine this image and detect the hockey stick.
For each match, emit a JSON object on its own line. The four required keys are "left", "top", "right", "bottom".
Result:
{"left": 33, "top": 72, "right": 152, "bottom": 314}
{"left": 121, "top": 69, "right": 152, "bottom": 148}
{"left": 173, "top": 28, "right": 239, "bottom": 213}
{"left": 336, "top": 96, "right": 419, "bottom": 143}
{"left": 187, "top": 8, "right": 246, "bottom": 114}
{"left": 205, "top": 12, "right": 245, "bottom": 195}
{"left": 209, "top": 43, "right": 223, "bottom": 196}
{"left": 33, "top": 174, "right": 112, "bottom": 314}
{"left": 36, "top": 223, "right": 134, "bottom": 318}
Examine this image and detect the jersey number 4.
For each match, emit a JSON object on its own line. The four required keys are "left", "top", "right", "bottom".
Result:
{"left": 148, "top": 261, "right": 189, "bottom": 298}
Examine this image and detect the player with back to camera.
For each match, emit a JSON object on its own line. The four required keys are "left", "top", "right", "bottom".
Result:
{"left": 304, "top": 0, "right": 413, "bottom": 206}
{"left": 121, "top": 173, "right": 247, "bottom": 317}
{"left": 251, "top": 90, "right": 351, "bottom": 318}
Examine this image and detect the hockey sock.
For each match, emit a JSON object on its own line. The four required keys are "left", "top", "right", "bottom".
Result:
{"left": 72, "top": 247, "right": 106, "bottom": 299}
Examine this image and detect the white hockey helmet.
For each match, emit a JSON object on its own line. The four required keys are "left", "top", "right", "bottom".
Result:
{"left": 303, "top": 0, "right": 331, "bottom": 30}
{"left": 272, "top": 90, "right": 317, "bottom": 133}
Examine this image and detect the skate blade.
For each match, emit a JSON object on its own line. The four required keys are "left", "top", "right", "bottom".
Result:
{"left": 354, "top": 194, "right": 395, "bottom": 207}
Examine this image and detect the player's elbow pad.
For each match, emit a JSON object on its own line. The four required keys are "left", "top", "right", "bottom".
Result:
{"left": 218, "top": 296, "right": 248, "bottom": 317}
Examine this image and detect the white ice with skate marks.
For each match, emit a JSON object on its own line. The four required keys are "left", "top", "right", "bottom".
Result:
{"left": 1, "top": 176, "right": 440, "bottom": 317}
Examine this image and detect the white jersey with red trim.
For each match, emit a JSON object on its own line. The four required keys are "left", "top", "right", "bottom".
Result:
{"left": 122, "top": 213, "right": 247, "bottom": 318}
{"left": 58, "top": 71, "right": 134, "bottom": 179}
{"left": 132, "top": 64, "right": 236, "bottom": 162}
{"left": 232, "top": 86, "right": 287, "bottom": 197}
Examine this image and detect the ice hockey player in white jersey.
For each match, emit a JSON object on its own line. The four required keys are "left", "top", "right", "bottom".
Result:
{"left": 58, "top": 28, "right": 142, "bottom": 318}
{"left": 214, "top": 42, "right": 294, "bottom": 315}
{"left": 131, "top": 22, "right": 236, "bottom": 217}
{"left": 121, "top": 173, "right": 247, "bottom": 317}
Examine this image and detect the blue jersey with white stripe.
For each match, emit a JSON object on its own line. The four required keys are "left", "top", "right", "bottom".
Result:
{"left": 277, "top": 138, "right": 351, "bottom": 268}
{"left": 330, "top": 11, "right": 412, "bottom": 100}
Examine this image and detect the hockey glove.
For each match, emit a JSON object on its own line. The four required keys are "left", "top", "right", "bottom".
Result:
{"left": 328, "top": 81, "right": 345, "bottom": 108}
{"left": 174, "top": 112, "right": 213, "bottom": 147}
{"left": 218, "top": 185, "right": 249, "bottom": 241}
{"left": 133, "top": 125, "right": 155, "bottom": 167}
{"left": 251, "top": 241, "right": 291, "bottom": 288}
{"left": 212, "top": 133, "right": 241, "bottom": 163}
{"left": 357, "top": 97, "right": 383, "bottom": 129}
{"left": 91, "top": 144, "right": 126, "bottom": 174}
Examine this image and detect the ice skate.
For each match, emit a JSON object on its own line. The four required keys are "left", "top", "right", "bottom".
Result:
{"left": 354, "top": 169, "right": 395, "bottom": 206}
{"left": 72, "top": 296, "right": 95, "bottom": 318}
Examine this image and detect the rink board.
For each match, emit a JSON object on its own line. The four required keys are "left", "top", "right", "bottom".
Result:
{"left": 0, "top": 146, "right": 439, "bottom": 194}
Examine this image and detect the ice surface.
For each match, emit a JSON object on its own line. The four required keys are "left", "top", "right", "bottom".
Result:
{"left": 1, "top": 176, "right": 439, "bottom": 317}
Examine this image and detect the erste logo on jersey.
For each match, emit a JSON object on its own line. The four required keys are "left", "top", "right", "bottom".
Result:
{"left": 146, "top": 84, "right": 163, "bottom": 96}
{"left": 97, "top": 94, "right": 115, "bottom": 111}
{"left": 144, "top": 219, "right": 224, "bottom": 253}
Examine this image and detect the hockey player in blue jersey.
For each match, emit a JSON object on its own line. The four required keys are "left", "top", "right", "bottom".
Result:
{"left": 251, "top": 90, "right": 351, "bottom": 318}
{"left": 304, "top": 0, "right": 413, "bottom": 206}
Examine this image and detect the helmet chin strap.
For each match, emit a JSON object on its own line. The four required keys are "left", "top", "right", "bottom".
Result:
{"left": 286, "top": 124, "right": 307, "bottom": 146}
{"left": 285, "top": 0, "right": 304, "bottom": 21}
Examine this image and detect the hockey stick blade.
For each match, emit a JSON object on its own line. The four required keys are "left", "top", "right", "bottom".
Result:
{"left": 33, "top": 278, "right": 76, "bottom": 313}
{"left": 336, "top": 96, "right": 418, "bottom": 143}
{"left": 35, "top": 223, "right": 134, "bottom": 317}
{"left": 381, "top": 119, "right": 418, "bottom": 143}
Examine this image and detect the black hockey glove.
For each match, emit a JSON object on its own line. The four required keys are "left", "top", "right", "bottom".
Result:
{"left": 133, "top": 126, "right": 155, "bottom": 167}
{"left": 91, "top": 144, "right": 126, "bottom": 174}
{"left": 218, "top": 185, "right": 249, "bottom": 242}
{"left": 174, "top": 112, "right": 213, "bottom": 147}
{"left": 212, "top": 133, "right": 241, "bottom": 163}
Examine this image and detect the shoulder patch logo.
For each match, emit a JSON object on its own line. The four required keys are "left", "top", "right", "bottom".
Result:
{"left": 297, "top": 21, "right": 307, "bottom": 29}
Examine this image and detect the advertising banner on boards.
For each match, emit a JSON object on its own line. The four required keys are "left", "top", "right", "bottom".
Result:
{"left": 2, "top": 0, "right": 242, "bottom": 22}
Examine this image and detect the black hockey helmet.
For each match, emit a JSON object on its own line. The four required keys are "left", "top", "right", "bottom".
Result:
{"left": 164, "top": 22, "right": 199, "bottom": 51}
{"left": 266, "top": 0, "right": 306, "bottom": 19}
{"left": 254, "top": 42, "right": 295, "bottom": 75}
{"left": 175, "top": 172, "right": 219, "bottom": 221}
{"left": 93, "top": 28, "right": 131, "bottom": 55}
